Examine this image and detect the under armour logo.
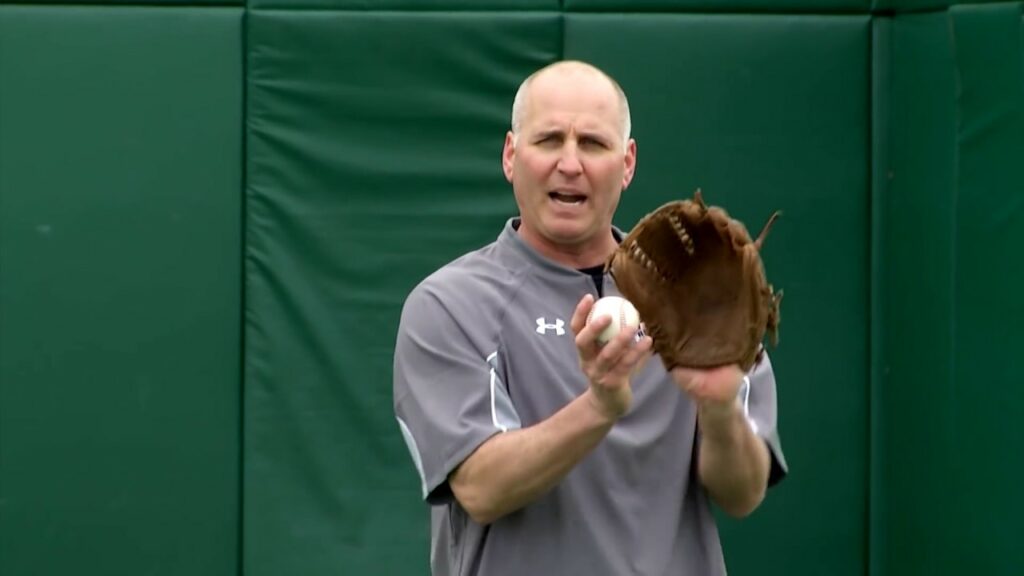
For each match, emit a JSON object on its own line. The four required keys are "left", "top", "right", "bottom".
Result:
{"left": 535, "top": 317, "right": 565, "bottom": 336}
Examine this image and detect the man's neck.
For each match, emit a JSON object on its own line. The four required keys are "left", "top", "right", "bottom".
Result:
{"left": 516, "top": 225, "right": 617, "bottom": 269}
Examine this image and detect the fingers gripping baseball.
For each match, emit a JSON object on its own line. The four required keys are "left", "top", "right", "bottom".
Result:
{"left": 571, "top": 295, "right": 653, "bottom": 419}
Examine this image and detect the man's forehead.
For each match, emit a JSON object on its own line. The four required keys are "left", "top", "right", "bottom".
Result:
{"left": 521, "top": 77, "right": 621, "bottom": 131}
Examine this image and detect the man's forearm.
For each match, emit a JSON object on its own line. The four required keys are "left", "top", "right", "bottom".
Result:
{"left": 449, "top": 389, "right": 615, "bottom": 525}
{"left": 697, "top": 401, "right": 771, "bottom": 518}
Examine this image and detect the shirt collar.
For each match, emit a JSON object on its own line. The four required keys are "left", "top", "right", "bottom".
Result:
{"left": 496, "top": 217, "right": 625, "bottom": 278}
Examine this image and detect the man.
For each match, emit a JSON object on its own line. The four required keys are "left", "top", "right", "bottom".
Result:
{"left": 393, "top": 60, "right": 787, "bottom": 576}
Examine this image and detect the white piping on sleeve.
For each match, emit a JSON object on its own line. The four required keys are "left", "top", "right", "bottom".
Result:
{"left": 740, "top": 375, "right": 759, "bottom": 434}
{"left": 487, "top": 351, "right": 508, "bottom": 433}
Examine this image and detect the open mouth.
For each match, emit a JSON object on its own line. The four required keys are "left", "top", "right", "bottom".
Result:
{"left": 549, "top": 191, "right": 586, "bottom": 205}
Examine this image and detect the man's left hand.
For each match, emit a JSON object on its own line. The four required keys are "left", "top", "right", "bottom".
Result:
{"left": 671, "top": 364, "right": 744, "bottom": 409}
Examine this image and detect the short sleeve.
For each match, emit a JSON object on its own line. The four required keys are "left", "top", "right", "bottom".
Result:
{"left": 741, "top": 351, "right": 788, "bottom": 486}
{"left": 393, "top": 284, "right": 521, "bottom": 504}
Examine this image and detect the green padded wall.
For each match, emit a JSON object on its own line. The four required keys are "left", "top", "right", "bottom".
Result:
{"left": 945, "top": 6, "right": 1024, "bottom": 573}
{"left": 245, "top": 11, "right": 559, "bottom": 575}
{"left": 1, "top": 1, "right": 1020, "bottom": 576}
{"left": 0, "top": 6, "right": 243, "bottom": 576}
{"left": 242, "top": 0, "right": 1013, "bottom": 12}
{"left": 246, "top": 10, "right": 872, "bottom": 576}
{"left": 879, "top": 4, "right": 1024, "bottom": 575}
{"left": 869, "top": 15, "right": 892, "bottom": 576}
{"left": 565, "top": 14, "right": 871, "bottom": 575}
{"left": 1, "top": 0, "right": 240, "bottom": 5}
{"left": 565, "top": 0, "right": 869, "bottom": 12}
{"left": 250, "top": 0, "right": 557, "bottom": 9}
{"left": 873, "top": 0, "right": 1009, "bottom": 12}
{"left": 876, "top": 11, "right": 958, "bottom": 574}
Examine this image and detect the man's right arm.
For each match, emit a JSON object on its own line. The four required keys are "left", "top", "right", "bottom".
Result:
{"left": 449, "top": 294, "right": 652, "bottom": 525}
{"left": 449, "top": 389, "right": 614, "bottom": 525}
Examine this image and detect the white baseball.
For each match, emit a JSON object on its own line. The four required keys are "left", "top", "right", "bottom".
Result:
{"left": 586, "top": 296, "right": 641, "bottom": 344}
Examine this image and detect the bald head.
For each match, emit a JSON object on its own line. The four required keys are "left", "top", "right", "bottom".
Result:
{"left": 510, "top": 60, "right": 632, "bottom": 148}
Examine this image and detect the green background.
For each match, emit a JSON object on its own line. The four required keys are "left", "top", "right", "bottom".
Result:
{"left": 1, "top": 1, "right": 1021, "bottom": 575}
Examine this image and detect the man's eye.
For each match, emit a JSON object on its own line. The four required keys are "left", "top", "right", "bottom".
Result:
{"left": 580, "top": 138, "right": 606, "bottom": 149}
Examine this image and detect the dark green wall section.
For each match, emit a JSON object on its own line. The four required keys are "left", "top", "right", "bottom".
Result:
{"left": 946, "top": 5, "right": 1024, "bottom": 572}
{"left": 565, "top": 0, "right": 869, "bottom": 11}
{"left": 0, "top": 6, "right": 243, "bottom": 576}
{"left": 873, "top": 0, "right": 1010, "bottom": 11}
{"left": 239, "top": 0, "right": 1010, "bottom": 12}
{"left": 249, "top": 0, "right": 557, "bottom": 9}
{"left": 877, "top": 11, "right": 959, "bottom": 574}
{"left": 879, "top": 4, "right": 1024, "bottom": 576}
{"left": 1, "top": 0, "right": 242, "bottom": 5}
{"left": 244, "top": 12, "right": 559, "bottom": 576}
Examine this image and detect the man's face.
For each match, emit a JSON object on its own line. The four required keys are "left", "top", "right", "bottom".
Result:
{"left": 503, "top": 70, "right": 636, "bottom": 260}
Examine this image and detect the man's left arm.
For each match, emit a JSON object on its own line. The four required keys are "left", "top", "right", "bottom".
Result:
{"left": 694, "top": 385, "right": 771, "bottom": 518}
{"left": 673, "top": 354, "right": 786, "bottom": 518}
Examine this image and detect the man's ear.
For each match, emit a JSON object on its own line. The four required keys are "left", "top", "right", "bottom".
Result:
{"left": 502, "top": 132, "right": 516, "bottom": 183}
{"left": 622, "top": 139, "right": 637, "bottom": 189}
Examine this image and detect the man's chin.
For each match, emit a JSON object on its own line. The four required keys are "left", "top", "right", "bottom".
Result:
{"left": 542, "top": 224, "right": 598, "bottom": 249}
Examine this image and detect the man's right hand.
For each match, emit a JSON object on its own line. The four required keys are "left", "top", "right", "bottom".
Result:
{"left": 571, "top": 294, "right": 654, "bottom": 420}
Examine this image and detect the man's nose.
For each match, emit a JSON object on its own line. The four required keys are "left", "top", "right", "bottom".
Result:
{"left": 557, "top": 144, "right": 583, "bottom": 175}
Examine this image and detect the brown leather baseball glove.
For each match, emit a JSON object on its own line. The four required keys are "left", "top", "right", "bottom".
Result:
{"left": 607, "top": 189, "right": 782, "bottom": 372}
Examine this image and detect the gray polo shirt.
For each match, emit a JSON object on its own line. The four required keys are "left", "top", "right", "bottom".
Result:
{"left": 394, "top": 218, "right": 787, "bottom": 576}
